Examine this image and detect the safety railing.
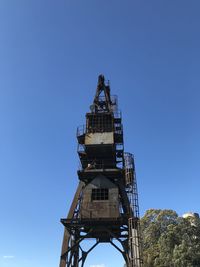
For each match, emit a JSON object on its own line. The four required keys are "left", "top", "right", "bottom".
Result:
{"left": 78, "top": 159, "right": 119, "bottom": 171}
{"left": 77, "top": 125, "right": 85, "bottom": 137}
{"left": 113, "top": 110, "right": 122, "bottom": 119}
{"left": 124, "top": 153, "right": 140, "bottom": 219}
{"left": 124, "top": 152, "right": 134, "bottom": 185}
{"left": 77, "top": 123, "right": 123, "bottom": 137}
{"left": 98, "top": 95, "right": 118, "bottom": 111}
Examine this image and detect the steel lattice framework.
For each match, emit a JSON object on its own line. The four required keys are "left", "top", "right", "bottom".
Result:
{"left": 59, "top": 75, "right": 143, "bottom": 267}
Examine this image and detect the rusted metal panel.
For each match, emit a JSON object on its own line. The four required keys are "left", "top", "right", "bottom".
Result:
{"left": 80, "top": 176, "right": 120, "bottom": 219}
{"left": 81, "top": 201, "right": 119, "bottom": 218}
{"left": 85, "top": 132, "right": 114, "bottom": 145}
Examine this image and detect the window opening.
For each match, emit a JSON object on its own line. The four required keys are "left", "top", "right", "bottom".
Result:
{"left": 91, "top": 188, "right": 109, "bottom": 201}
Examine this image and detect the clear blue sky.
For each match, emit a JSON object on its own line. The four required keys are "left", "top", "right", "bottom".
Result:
{"left": 0, "top": 1, "right": 200, "bottom": 267}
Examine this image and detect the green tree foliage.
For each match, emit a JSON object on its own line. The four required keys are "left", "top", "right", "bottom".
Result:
{"left": 140, "top": 209, "right": 200, "bottom": 267}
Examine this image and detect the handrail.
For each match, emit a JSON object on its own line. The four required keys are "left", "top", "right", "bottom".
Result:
{"left": 78, "top": 159, "right": 123, "bottom": 171}
{"left": 77, "top": 124, "right": 123, "bottom": 137}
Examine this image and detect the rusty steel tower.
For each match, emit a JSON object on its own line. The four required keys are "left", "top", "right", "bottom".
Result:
{"left": 59, "top": 75, "right": 143, "bottom": 267}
